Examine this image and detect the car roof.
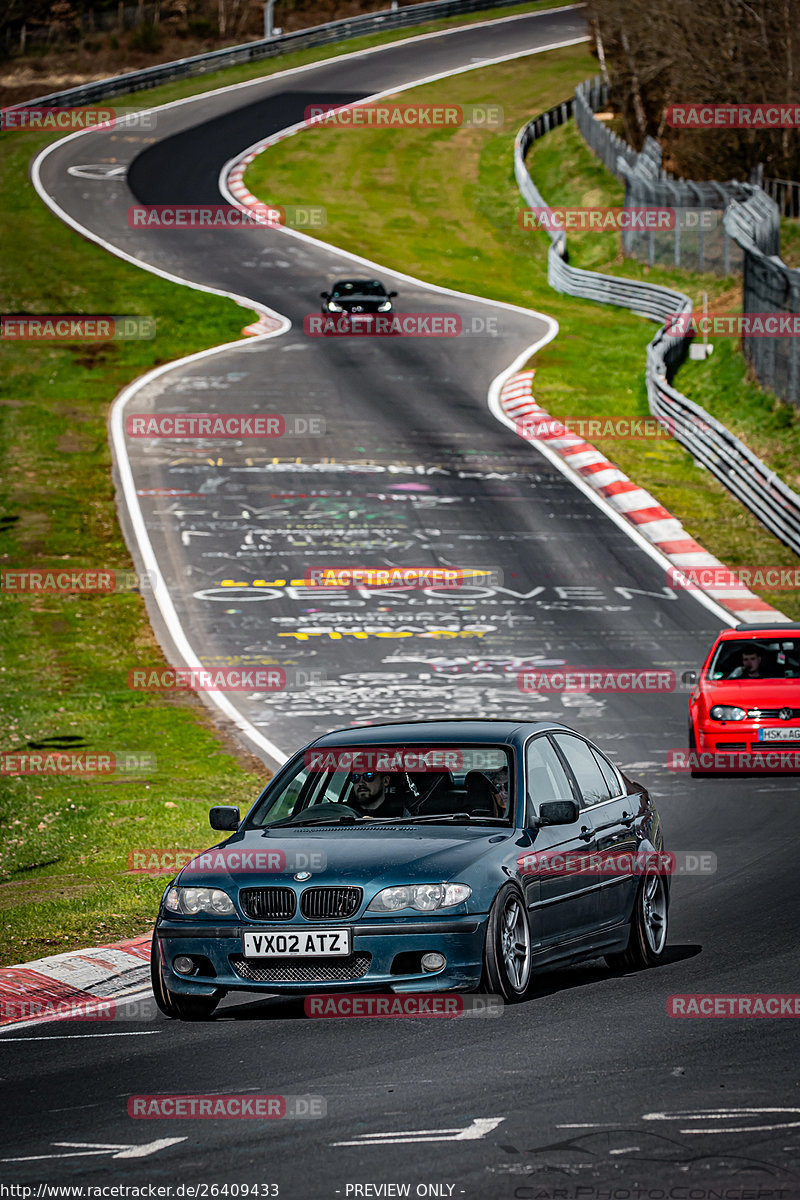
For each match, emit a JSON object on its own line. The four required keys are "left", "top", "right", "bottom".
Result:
{"left": 719, "top": 624, "right": 800, "bottom": 639}
{"left": 732, "top": 623, "right": 800, "bottom": 633}
{"left": 306, "top": 718, "right": 576, "bottom": 749}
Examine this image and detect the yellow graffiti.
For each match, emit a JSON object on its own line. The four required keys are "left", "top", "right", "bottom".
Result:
{"left": 278, "top": 630, "right": 489, "bottom": 641}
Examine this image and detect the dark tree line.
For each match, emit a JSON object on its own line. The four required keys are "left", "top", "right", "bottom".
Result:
{"left": 585, "top": 0, "right": 800, "bottom": 182}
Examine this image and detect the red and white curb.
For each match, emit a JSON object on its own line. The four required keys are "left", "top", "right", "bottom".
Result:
{"left": 501, "top": 372, "right": 786, "bottom": 623}
{"left": 0, "top": 935, "right": 152, "bottom": 1028}
{"left": 225, "top": 159, "right": 288, "bottom": 337}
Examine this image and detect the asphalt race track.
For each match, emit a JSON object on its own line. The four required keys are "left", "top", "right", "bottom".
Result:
{"left": 4, "top": 6, "right": 800, "bottom": 1197}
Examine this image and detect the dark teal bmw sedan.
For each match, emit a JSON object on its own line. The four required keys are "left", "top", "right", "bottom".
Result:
{"left": 151, "top": 720, "right": 669, "bottom": 1019}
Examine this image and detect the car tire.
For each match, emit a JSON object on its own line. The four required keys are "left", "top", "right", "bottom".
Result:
{"left": 150, "top": 932, "right": 222, "bottom": 1021}
{"left": 481, "top": 883, "right": 533, "bottom": 1003}
{"left": 605, "top": 872, "right": 669, "bottom": 973}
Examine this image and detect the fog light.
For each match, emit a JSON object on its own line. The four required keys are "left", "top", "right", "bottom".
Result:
{"left": 421, "top": 953, "right": 446, "bottom": 973}
{"left": 173, "top": 955, "right": 197, "bottom": 975}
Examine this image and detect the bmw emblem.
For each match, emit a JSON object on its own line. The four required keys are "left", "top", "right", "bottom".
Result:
{"left": 780, "top": 708, "right": 793, "bottom": 721}
{"left": 294, "top": 871, "right": 312, "bottom": 881}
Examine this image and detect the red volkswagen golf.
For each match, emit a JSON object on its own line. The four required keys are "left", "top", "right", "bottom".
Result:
{"left": 684, "top": 623, "right": 800, "bottom": 771}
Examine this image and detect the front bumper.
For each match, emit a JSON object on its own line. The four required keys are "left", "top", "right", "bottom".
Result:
{"left": 694, "top": 722, "right": 800, "bottom": 769}
{"left": 155, "top": 914, "right": 487, "bottom": 995}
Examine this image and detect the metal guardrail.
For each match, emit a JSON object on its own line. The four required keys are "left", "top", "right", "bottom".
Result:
{"left": 763, "top": 176, "right": 800, "bottom": 221}
{"left": 6, "top": 0, "right": 538, "bottom": 111}
{"left": 515, "top": 97, "right": 800, "bottom": 557}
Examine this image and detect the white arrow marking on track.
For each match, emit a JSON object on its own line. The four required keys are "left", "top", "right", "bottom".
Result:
{"left": 1, "top": 1138, "right": 186, "bottom": 1162}
{"left": 332, "top": 1116, "right": 504, "bottom": 1146}
{"left": 644, "top": 1108, "right": 800, "bottom": 1134}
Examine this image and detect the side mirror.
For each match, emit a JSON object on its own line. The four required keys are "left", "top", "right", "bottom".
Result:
{"left": 209, "top": 805, "right": 240, "bottom": 831}
{"left": 681, "top": 670, "right": 697, "bottom": 685}
{"left": 320, "top": 291, "right": 329, "bottom": 299}
{"left": 388, "top": 291, "right": 398, "bottom": 298}
{"left": 537, "top": 799, "right": 580, "bottom": 826}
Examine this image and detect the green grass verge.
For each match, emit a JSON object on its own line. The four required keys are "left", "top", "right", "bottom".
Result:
{"left": 244, "top": 47, "right": 800, "bottom": 618}
{"left": 0, "top": 126, "right": 273, "bottom": 966}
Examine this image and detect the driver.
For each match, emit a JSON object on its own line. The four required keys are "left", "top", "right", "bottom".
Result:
{"left": 730, "top": 644, "right": 766, "bottom": 679}
{"left": 348, "top": 771, "right": 410, "bottom": 819}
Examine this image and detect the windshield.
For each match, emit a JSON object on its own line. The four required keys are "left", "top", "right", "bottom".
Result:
{"left": 248, "top": 744, "right": 514, "bottom": 827}
{"left": 707, "top": 637, "right": 800, "bottom": 680}
{"left": 330, "top": 280, "right": 387, "bottom": 298}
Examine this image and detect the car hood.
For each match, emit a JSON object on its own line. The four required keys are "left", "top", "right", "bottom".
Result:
{"left": 701, "top": 679, "right": 800, "bottom": 707}
{"left": 335, "top": 298, "right": 386, "bottom": 311}
{"left": 177, "top": 825, "right": 513, "bottom": 890}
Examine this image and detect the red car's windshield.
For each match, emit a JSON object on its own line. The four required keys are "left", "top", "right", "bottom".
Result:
{"left": 707, "top": 637, "right": 800, "bottom": 681}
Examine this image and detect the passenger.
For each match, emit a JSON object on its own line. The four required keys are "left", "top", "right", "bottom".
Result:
{"left": 488, "top": 767, "right": 510, "bottom": 817}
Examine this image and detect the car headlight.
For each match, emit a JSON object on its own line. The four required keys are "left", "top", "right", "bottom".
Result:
{"left": 164, "top": 886, "right": 235, "bottom": 916}
{"left": 709, "top": 705, "right": 747, "bottom": 721}
{"left": 367, "top": 883, "right": 471, "bottom": 913}
{"left": 326, "top": 301, "right": 343, "bottom": 312}
{"left": 377, "top": 300, "right": 392, "bottom": 311}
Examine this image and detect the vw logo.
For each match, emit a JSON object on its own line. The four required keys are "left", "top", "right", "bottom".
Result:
{"left": 294, "top": 871, "right": 311, "bottom": 881}
{"left": 780, "top": 708, "right": 794, "bottom": 721}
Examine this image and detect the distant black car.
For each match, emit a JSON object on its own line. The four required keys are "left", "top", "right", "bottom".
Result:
{"left": 320, "top": 279, "right": 397, "bottom": 318}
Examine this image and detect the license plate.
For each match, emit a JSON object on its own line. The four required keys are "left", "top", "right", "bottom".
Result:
{"left": 759, "top": 727, "right": 800, "bottom": 741}
{"left": 242, "top": 929, "right": 351, "bottom": 958}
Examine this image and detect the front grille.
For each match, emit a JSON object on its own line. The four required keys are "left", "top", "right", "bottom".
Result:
{"left": 300, "top": 886, "right": 362, "bottom": 920}
{"left": 746, "top": 708, "right": 800, "bottom": 720}
{"left": 230, "top": 953, "right": 371, "bottom": 983}
{"left": 239, "top": 887, "right": 296, "bottom": 921}
{"left": 717, "top": 742, "right": 747, "bottom": 750}
{"left": 750, "top": 740, "right": 800, "bottom": 750}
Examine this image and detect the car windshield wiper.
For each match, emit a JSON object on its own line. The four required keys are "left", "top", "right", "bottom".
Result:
{"left": 364, "top": 812, "right": 477, "bottom": 825}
